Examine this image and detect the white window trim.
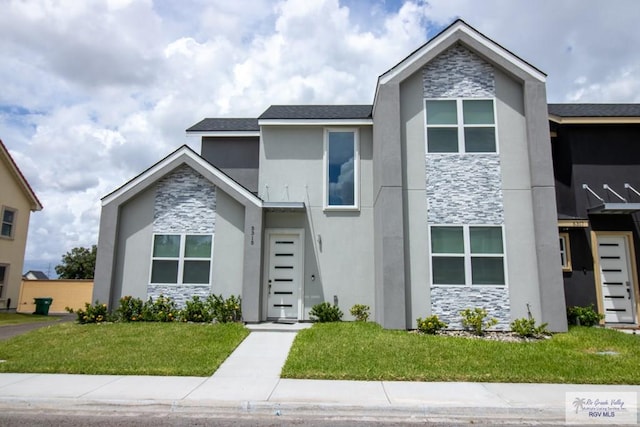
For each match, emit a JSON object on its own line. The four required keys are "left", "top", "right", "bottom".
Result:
{"left": 323, "top": 128, "right": 360, "bottom": 211}
{"left": 149, "top": 233, "right": 214, "bottom": 286}
{"left": 559, "top": 232, "right": 572, "bottom": 272}
{"left": 0, "top": 206, "right": 17, "bottom": 240}
{"left": 424, "top": 98, "right": 499, "bottom": 154}
{"left": 428, "top": 224, "right": 508, "bottom": 287}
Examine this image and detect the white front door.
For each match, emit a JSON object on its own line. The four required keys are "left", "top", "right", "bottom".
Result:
{"left": 596, "top": 235, "right": 636, "bottom": 323}
{"left": 266, "top": 232, "right": 302, "bottom": 320}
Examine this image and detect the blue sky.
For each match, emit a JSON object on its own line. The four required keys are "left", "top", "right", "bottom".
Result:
{"left": 1, "top": 0, "right": 639, "bottom": 276}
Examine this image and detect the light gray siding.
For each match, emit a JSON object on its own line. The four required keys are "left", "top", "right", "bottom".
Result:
{"left": 259, "top": 125, "right": 375, "bottom": 321}
{"left": 213, "top": 190, "right": 245, "bottom": 298}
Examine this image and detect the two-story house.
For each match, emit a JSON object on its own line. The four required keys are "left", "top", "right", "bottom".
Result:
{"left": 93, "top": 19, "right": 568, "bottom": 331}
{"left": 551, "top": 104, "right": 640, "bottom": 327}
{"left": 0, "top": 139, "right": 42, "bottom": 309}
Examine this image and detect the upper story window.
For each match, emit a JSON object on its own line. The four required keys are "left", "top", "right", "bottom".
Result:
{"left": 425, "top": 99, "right": 496, "bottom": 153}
{"left": 150, "top": 234, "right": 213, "bottom": 285}
{"left": 430, "top": 225, "right": 505, "bottom": 286}
{"left": 324, "top": 128, "right": 359, "bottom": 210}
{"left": 1, "top": 207, "right": 16, "bottom": 239}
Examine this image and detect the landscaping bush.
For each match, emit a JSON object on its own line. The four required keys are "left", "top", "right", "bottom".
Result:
{"left": 141, "top": 295, "right": 179, "bottom": 322}
{"left": 115, "top": 296, "right": 144, "bottom": 322}
{"left": 181, "top": 295, "right": 214, "bottom": 323}
{"left": 67, "top": 300, "right": 110, "bottom": 324}
{"left": 460, "top": 307, "right": 497, "bottom": 335}
{"left": 567, "top": 304, "right": 604, "bottom": 326}
{"left": 416, "top": 315, "right": 447, "bottom": 334}
{"left": 349, "top": 304, "right": 370, "bottom": 322}
{"left": 207, "top": 294, "right": 242, "bottom": 323}
{"left": 310, "top": 302, "right": 343, "bottom": 322}
{"left": 510, "top": 317, "right": 549, "bottom": 338}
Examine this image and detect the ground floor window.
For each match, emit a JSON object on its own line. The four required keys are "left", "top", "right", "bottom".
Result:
{"left": 430, "top": 225, "right": 505, "bottom": 286}
{"left": 150, "top": 234, "right": 213, "bottom": 285}
{"left": 559, "top": 232, "right": 571, "bottom": 272}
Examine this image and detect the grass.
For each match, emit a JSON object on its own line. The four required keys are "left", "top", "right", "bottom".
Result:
{"left": 0, "top": 322, "right": 249, "bottom": 376}
{"left": 282, "top": 322, "right": 640, "bottom": 384}
{"left": 0, "top": 313, "right": 60, "bottom": 326}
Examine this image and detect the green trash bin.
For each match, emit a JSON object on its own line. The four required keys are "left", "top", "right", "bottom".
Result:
{"left": 33, "top": 297, "right": 53, "bottom": 315}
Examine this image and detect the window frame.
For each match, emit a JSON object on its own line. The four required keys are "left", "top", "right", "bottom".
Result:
{"left": 1, "top": 206, "right": 17, "bottom": 239}
{"left": 429, "top": 224, "right": 507, "bottom": 287}
{"left": 149, "top": 233, "right": 214, "bottom": 286}
{"left": 323, "top": 128, "right": 360, "bottom": 211}
{"left": 559, "top": 232, "right": 572, "bottom": 272}
{"left": 424, "top": 98, "right": 498, "bottom": 154}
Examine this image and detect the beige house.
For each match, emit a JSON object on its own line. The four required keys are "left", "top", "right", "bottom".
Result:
{"left": 0, "top": 139, "right": 42, "bottom": 309}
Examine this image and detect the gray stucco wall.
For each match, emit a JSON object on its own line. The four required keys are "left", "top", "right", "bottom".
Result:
{"left": 212, "top": 190, "right": 245, "bottom": 299}
{"left": 114, "top": 187, "right": 154, "bottom": 303}
{"left": 259, "top": 125, "right": 375, "bottom": 322}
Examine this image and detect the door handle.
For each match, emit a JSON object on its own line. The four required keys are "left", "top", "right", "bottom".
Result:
{"left": 626, "top": 281, "right": 631, "bottom": 300}
{"left": 268, "top": 280, "right": 272, "bottom": 295}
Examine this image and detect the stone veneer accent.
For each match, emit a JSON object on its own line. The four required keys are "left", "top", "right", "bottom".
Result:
{"left": 424, "top": 44, "right": 510, "bottom": 328}
{"left": 426, "top": 154, "right": 504, "bottom": 224}
{"left": 423, "top": 43, "right": 494, "bottom": 98}
{"left": 147, "top": 285, "right": 211, "bottom": 308}
{"left": 431, "top": 286, "right": 510, "bottom": 330}
{"left": 148, "top": 164, "right": 216, "bottom": 305}
{"left": 154, "top": 165, "right": 216, "bottom": 233}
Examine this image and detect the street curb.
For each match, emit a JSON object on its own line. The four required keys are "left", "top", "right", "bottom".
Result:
{"left": 0, "top": 397, "right": 568, "bottom": 425}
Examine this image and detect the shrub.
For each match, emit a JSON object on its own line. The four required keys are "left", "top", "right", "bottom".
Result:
{"left": 141, "top": 295, "right": 179, "bottom": 322}
{"left": 180, "top": 295, "right": 214, "bottom": 323}
{"left": 310, "top": 302, "right": 343, "bottom": 322}
{"left": 510, "top": 317, "right": 549, "bottom": 338}
{"left": 567, "top": 304, "right": 604, "bottom": 326}
{"left": 115, "top": 296, "right": 144, "bottom": 322}
{"left": 416, "top": 315, "right": 447, "bottom": 334}
{"left": 67, "top": 300, "right": 110, "bottom": 324}
{"left": 460, "top": 307, "right": 498, "bottom": 335}
{"left": 350, "top": 304, "right": 370, "bottom": 322}
{"left": 207, "top": 294, "right": 242, "bottom": 323}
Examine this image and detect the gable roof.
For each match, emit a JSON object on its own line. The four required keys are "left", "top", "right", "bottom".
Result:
{"left": 0, "top": 139, "right": 43, "bottom": 211}
{"left": 102, "top": 145, "right": 262, "bottom": 208}
{"left": 186, "top": 118, "right": 259, "bottom": 133}
{"left": 23, "top": 270, "right": 49, "bottom": 280}
{"left": 374, "top": 19, "right": 546, "bottom": 114}
{"left": 548, "top": 103, "right": 640, "bottom": 124}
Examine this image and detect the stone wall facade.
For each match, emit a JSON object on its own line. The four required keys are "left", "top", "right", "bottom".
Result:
{"left": 424, "top": 44, "right": 510, "bottom": 329}
{"left": 148, "top": 165, "right": 217, "bottom": 306}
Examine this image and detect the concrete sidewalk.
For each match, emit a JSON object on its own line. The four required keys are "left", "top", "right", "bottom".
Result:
{"left": 0, "top": 324, "right": 637, "bottom": 424}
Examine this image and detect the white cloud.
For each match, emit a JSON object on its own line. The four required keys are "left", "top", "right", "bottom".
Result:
{"left": 0, "top": 0, "right": 639, "bottom": 273}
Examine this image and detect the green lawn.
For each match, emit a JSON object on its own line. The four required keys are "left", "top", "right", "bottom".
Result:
{"left": 0, "top": 313, "right": 59, "bottom": 326}
{"left": 0, "top": 322, "right": 249, "bottom": 376}
{"left": 282, "top": 322, "right": 640, "bottom": 384}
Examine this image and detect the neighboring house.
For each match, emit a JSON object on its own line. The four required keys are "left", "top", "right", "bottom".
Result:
{"left": 94, "top": 19, "right": 568, "bottom": 331}
{"left": 550, "top": 104, "right": 640, "bottom": 326}
{"left": 0, "top": 139, "right": 43, "bottom": 309}
{"left": 23, "top": 270, "right": 49, "bottom": 280}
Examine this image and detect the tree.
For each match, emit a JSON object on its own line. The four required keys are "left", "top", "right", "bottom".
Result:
{"left": 55, "top": 245, "right": 97, "bottom": 279}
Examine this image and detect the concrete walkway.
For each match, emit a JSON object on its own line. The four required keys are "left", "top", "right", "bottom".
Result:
{"left": 0, "top": 323, "right": 637, "bottom": 424}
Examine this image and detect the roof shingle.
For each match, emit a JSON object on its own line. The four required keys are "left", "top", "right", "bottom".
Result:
{"left": 186, "top": 118, "right": 259, "bottom": 132}
{"left": 548, "top": 104, "right": 640, "bottom": 118}
{"left": 259, "top": 105, "right": 372, "bottom": 120}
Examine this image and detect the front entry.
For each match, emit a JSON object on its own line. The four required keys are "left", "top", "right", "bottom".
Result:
{"left": 594, "top": 234, "right": 637, "bottom": 324}
{"left": 265, "top": 230, "right": 303, "bottom": 320}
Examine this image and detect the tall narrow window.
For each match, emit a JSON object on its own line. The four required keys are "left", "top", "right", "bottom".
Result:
{"left": 324, "top": 129, "right": 359, "bottom": 209}
{"left": 426, "top": 99, "right": 496, "bottom": 153}
{"left": 150, "top": 234, "right": 213, "bottom": 285}
{"left": 430, "top": 225, "right": 505, "bottom": 286}
{"left": 1, "top": 207, "right": 16, "bottom": 238}
{"left": 559, "top": 233, "right": 571, "bottom": 272}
